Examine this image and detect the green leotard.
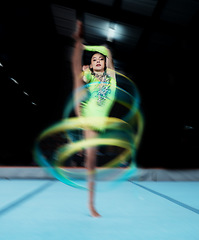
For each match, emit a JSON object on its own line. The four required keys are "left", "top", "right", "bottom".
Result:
{"left": 84, "top": 45, "right": 109, "bottom": 58}
{"left": 81, "top": 70, "right": 116, "bottom": 122}
{"left": 79, "top": 45, "right": 116, "bottom": 130}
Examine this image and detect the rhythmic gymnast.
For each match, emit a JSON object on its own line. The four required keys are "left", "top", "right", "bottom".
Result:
{"left": 71, "top": 20, "right": 116, "bottom": 217}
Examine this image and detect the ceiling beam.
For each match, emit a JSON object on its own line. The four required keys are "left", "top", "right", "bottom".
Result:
{"left": 51, "top": 0, "right": 185, "bottom": 36}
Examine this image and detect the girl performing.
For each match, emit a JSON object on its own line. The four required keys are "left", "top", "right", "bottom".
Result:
{"left": 71, "top": 21, "right": 116, "bottom": 217}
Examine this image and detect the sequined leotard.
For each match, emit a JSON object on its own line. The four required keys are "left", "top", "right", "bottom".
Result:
{"left": 81, "top": 71, "right": 116, "bottom": 121}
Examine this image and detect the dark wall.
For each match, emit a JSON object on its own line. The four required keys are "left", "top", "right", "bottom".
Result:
{"left": 0, "top": 2, "right": 69, "bottom": 165}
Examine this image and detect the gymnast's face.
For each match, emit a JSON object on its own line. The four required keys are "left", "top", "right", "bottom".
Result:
{"left": 90, "top": 53, "right": 106, "bottom": 72}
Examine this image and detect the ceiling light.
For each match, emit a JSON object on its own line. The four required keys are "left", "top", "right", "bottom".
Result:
{"left": 107, "top": 22, "right": 116, "bottom": 42}
{"left": 10, "top": 77, "right": 19, "bottom": 84}
{"left": 23, "top": 91, "right": 29, "bottom": 96}
{"left": 107, "top": 28, "right": 115, "bottom": 42}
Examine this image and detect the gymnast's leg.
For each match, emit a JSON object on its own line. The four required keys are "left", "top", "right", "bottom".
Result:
{"left": 84, "top": 129, "right": 101, "bottom": 217}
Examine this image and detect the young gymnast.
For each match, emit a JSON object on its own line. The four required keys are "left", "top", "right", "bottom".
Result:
{"left": 71, "top": 21, "right": 116, "bottom": 217}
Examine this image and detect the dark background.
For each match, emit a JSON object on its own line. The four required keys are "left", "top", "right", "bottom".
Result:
{"left": 0, "top": 0, "right": 199, "bottom": 168}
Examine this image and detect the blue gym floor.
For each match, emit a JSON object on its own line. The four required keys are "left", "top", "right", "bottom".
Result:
{"left": 0, "top": 179, "right": 199, "bottom": 240}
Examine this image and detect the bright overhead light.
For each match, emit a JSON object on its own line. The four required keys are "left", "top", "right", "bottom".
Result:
{"left": 23, "top": 91, "right": 29, "bottom": 96}
{"left": 107, "top": 22, "right": 116, "bottom": 42}
{"left": 107, "top": 27, "right": 115, "bottom": 42}
{"left": 10, "top": 77, "right": 19, "bottom": 84}
{"left": 0, "top": 62, "right": 3, "bottom": 67}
